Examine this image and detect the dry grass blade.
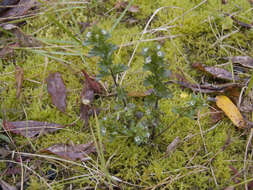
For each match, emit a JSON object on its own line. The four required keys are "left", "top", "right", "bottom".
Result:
{"left": 15, "top": 65, "right": 24, "bottom": 98}
{"left": 3, "top": 120, "right": 66, "bottom": 138}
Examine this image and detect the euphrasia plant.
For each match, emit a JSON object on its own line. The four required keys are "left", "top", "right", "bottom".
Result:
{"left": 84, "top": 28, "right": 174, "bottom": 144}
{"left": 142, "top": 45, "right": 171, "bottom": 139}
{"left": 84, "top": 27, "right": 127, "bottom": 106}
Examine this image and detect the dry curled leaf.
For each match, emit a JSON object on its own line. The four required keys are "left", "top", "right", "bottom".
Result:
{"left": 165, "top": 136, "right": 181, "bottom": 156}
{"left": 0, "top": 0, "right": 37, "bottom": 24}
{"left": 115, "top": 1, "right": 140, "bottom": 13}
{"left": 209, "top": 106, "right": 224, "bottom": 124}
{"left": 0, "top": 179, "right": 17, "bottom": 190}
{"left": 82, "top": 70, "right": 104, "bottom": 94}
{"left": 80, "top": 82, "right": 94, "bottom": 127}
{"left": 41, "top": 142, "right": 96, "bottom": 161}
{"left": 192, "top": 63, "right": 239, "bottom": 81}
{"left": 15, "top": 65, "right": 24, "bottom": 98}
{"left": 12, "top": 27, "right": 41, "bottom": 47}
{"left": 216, "top": 95, "right": 245, "bottom": 128}
{"left": 0, "top": 43, "right": 18, "bottom": 58}
{"left": 231, "top": 56, "right": 253, "bottom": 69}
{"left": 0, "top": 0, "right": 19, "bottom": 13}
{"left": 80, "top": 70, "right": 103, "bottom": 127}
{"left": 174, "top": 78, "right": 240, "bottom": 94}
{"left": 46, "top": 72, "right": 67, "bottom": 112}
{"left": 221, "top": 0, "right": 228, "bottom": 4}
{"left": 3, "top": 120, "right": 65, "bottom": 138}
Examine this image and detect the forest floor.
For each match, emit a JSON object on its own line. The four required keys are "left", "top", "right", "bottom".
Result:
{"left": 0, "top": 0, "right": 253, "bottom": 189}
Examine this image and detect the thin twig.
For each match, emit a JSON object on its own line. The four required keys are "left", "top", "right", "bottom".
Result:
{"left": 243, "top": 128, "right": 253, "bottom": 190}
{"left": 120, "top": 6, "right": 168, "bottom": 85}
{"left": 154, "top": 115, "right": 180, "bottom": 138}
{"left": 197, "top": 111, "right": 219, "bottom": 188}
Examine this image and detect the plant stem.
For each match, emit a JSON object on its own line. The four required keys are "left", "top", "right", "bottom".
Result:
{"left": 109, "top": 68, "right": 119, "bottom": 88}
{"left": 150, "top": 97, "right": 160, "bottom": 140}
{"left": 109, "top": 68, "right": 127, "bottom": 107}
{"left": 154, "top": 115, "right": 180, "bottom": 139}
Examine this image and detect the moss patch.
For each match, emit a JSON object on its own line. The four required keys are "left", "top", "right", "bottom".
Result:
{"left": 1, "top": 0, "right": 253, "bottom": 189}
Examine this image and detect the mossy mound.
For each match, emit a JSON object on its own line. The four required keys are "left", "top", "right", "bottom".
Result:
{"left": 0, "top": 0, "right": 253, "bottom": 189}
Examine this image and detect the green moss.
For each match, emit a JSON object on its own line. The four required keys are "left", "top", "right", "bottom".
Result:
{"left": 0, "top": 0, "right": 252, "bottom": 189}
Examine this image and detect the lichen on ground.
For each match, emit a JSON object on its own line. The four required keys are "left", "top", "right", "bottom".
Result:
{"left": 0, "top": 0, "right": 253, "bottom": 189}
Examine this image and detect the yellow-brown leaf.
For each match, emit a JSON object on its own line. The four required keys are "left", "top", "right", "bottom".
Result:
{"left": 216, "top": 95, "right": 245, "bottom": 128}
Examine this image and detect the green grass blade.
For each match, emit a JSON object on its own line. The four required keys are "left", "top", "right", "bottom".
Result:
{"left": 110, "top": 0, "right": 134, "bottom": 33}
{"left": 47, "top": 13, "right": 83, "bottom": 46}
{"left": 246, "top": 72, "right": 253, "bottom": 95}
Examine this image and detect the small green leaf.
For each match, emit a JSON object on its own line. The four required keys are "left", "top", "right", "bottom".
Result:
{"left": 111, "top": 64, "right": 128, "bottom": 74}
{"left": 0, "top": 134, "right": 11, "bottom": 143}
{"left": 0, "top": 120, "right": 10, "bottom": 143}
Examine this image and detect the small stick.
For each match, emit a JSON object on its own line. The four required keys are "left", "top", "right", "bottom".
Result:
{"left": 243, "top": 128, "right": 253, "bottom": 190}
{"left": 197, "top": 110, "right": 219, "bottom": 188}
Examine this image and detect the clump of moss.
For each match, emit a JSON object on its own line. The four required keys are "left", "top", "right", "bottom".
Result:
{"left": 0, "top": 0, "right": 252, "bottom": 189}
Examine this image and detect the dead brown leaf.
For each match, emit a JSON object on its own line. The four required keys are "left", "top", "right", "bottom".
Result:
{"left": 12, "top": 27, "right": 41, "bottom": 47}
{"left": 174, "top": 80, "right": 240, "bottom": 94}
{"left": 3, "top": 120, "right": 65, "bottom": 138}
{"left": 2, "top": 24, "right": 41, "bottom": 47}
{"left": 192, "top": 63, "right": 240, "bottom": 81}
{"left": 80, "top": 70, "right": 104, "bottom": 127}
{"left": 221, "top": 0, "right": 228, "bottom": 4}
{"left": 0, "top": 0, "right": 37, "bottom": 23}
{"left": 15, "top": 65, "right": 24, "bottom": 98}
{"left": 209, "top": 106, "right": 224, "bottom": 124}
{"left": 46, "top": 72, "right": 67, "bottom": 112}
{"left": 115, "top": 1, "right": 140, "bottom": 13}
{"left": 0, "top": 43, "right": 18, "bottom": 58}
{"left": 0, "top": 0, "right": 19, "bottom": 13}
{"left": 165, "top": 136, "right": 181, "bottom": 157}
{"left": 231, "top": 56, "right": 253, "bottom": 69}
{"left": 0, "top": 179, "right": 17, "bottom": 190}
{"left": 80, "top": 79, "right": 95, "bottom": 127}
{"left": 224, "top": 186, "right": 234, "bottom": 190}
{"left": 41, "top": 142, "right": 96, "bottom": 161}
{"left": 82, "top": 70, "right": 104, "bottom": 95}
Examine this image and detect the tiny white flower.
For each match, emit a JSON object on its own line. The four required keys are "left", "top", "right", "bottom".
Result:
{"left": 145, "top": 56, "right": 152, "bottom": 63}
{"left": 157, "top": 51, "right": 164, "bottom": 57}
{"left": 157, "top": 45, "right": 161, "bottom": 50}
{"left": 101, "top": 127, "right": 106, "bottom": 135}
{"left": 101, "top": 29, "right": 107, "bottom": 35}
{"left": 143, "top": 47, "right": 149, "bottom": 53}
{"left": 134, "top": 136, "right": 141, "bottom": 143}
{"left": 86, "top": 32, "right": 91, "bottom": 38}
{"left": 95, "top": 34, "right": 99, "bottom": 39}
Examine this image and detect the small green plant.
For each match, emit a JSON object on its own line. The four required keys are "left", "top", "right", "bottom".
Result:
{"left": 84, "top": 27, "right": 128, "bottom": 106}
{"left": 84, "top": 27, "right": 152, "bottom": 144}
{"left": 84, "top": 28, "right": 203, "bottom": 145}
{"left": 141, "top": 45, "right": 172, "bottom": 139}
